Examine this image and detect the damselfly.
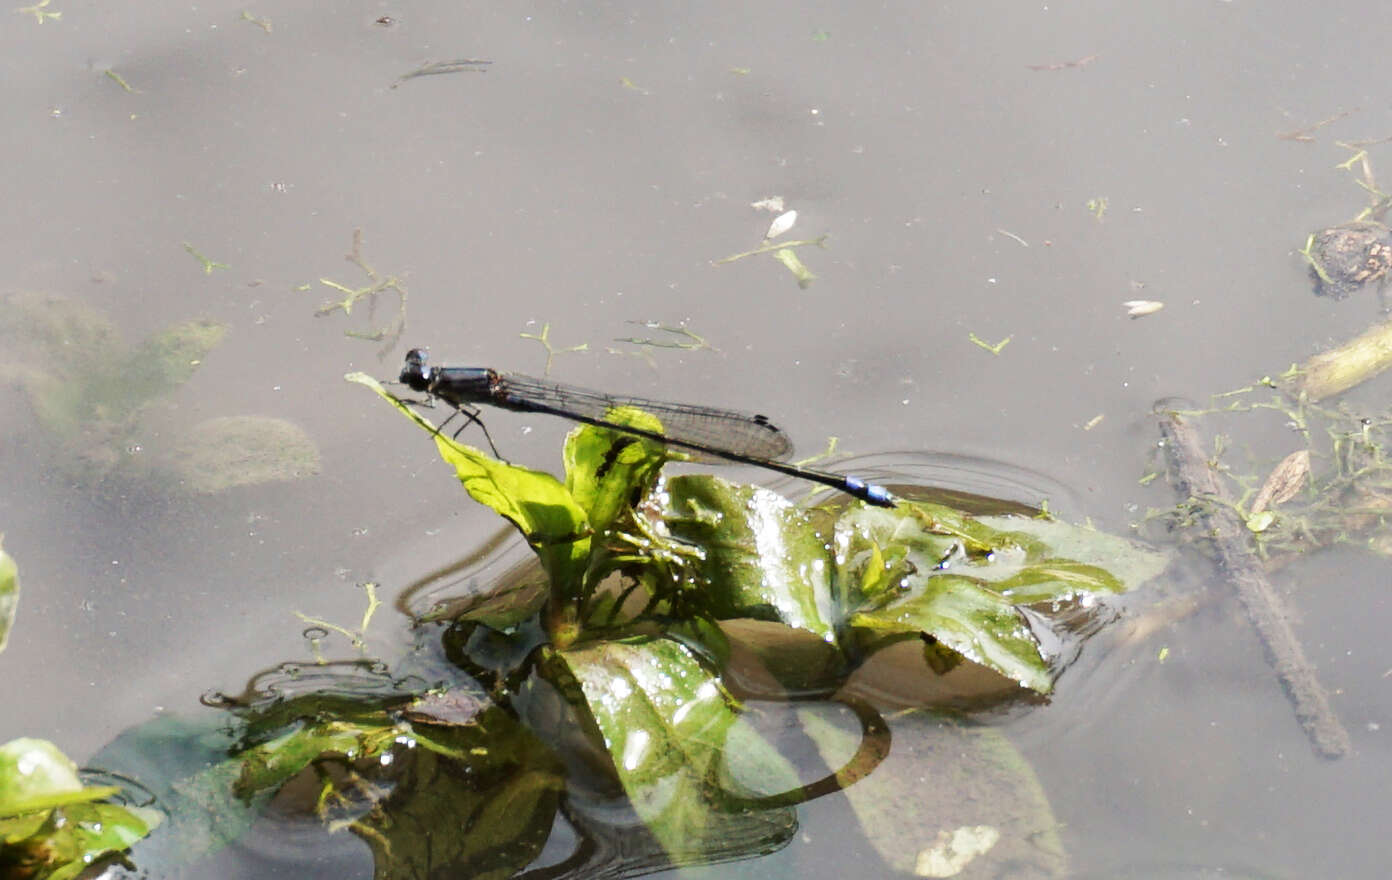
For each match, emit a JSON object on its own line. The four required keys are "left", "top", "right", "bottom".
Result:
{"left": 397, "top": 348, "right": 896, "bottom": 507}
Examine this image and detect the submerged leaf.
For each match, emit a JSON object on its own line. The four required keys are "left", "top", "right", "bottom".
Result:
{"left": 168, "top": 416, "right": 320, "bottom": 492}
{"left": 0, "top": 293, "right": 230, "bottom": 484}
{"left": 115, "top": 319, "right": 228, "bottom": 408}
{"left": 350, "top": 720, "right": 563, "bottom": 879}
{"left": 1250, "top": 449, "right": 1310, "bottom": 515}
{"left": 801, "top": 710, "right": 1067, "bottom": 878}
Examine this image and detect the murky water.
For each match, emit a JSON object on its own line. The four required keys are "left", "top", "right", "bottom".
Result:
{"left": 4, "top": 1, "right": 1392, "bottom": 876}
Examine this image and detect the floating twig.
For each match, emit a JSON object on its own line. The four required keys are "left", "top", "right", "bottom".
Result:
{"left": 520, "top": 323, "right": 587, "bottom": 375}
{"left": 183, "top": 243, "right": 229, "bottom": 275}
{"left": 104, "top": 69, "right": 135, "bottom": 93}
{"left": 614, "top": 321, "right": 714, "bottom": 352}
{"left": 315, "top": 229, "right": 407, "bottom": 354}
{"left": 1156, "top": 403, "right": 1350, "bottom": 759}
{"left": 392, "top": 58, "right": 492, "bottom": 88}
{"left": 239, "top": 10, "right": 272, "bottom": 33}
{"left": 713, "top": 234, "right": 828, "bottom": 265}
{"left": 1276, "top": 108, "right": 1357, "bottom": 142}
{"left": 968, "top": 333, "right": 1011, "bottom": 355}
{"left": 1026, "top": 54, "right": 1097, "bottom": 72}
{"left": 15, "top": 0, "right": 60, "bottom": 23}
{"left": 996, "top": 228, "right": 1029, "bottom": 247}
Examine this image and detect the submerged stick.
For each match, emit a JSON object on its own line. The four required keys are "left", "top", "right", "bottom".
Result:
{"left": 1155, "top": 401, "right": 1350, "bottom": 759}
{"left": 1292, "top": 315, "right": 1392, "bottom": 401}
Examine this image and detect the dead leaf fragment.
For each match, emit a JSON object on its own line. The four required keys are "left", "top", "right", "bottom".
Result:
{"left": 1250, "top": 449, "right": 1311, "bottom": 515}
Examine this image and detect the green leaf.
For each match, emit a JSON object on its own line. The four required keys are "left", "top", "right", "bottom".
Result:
{"left": 0, "top": 738, "right": 87, "bottom": 816}
{"left": 0, "top": 536, "right": 16, "bottom": 653}
{"left": 349, "top": 372, "right": 593, "bottom": 597}
{"left": 563, "top": 406, "right": 669, "bottom": 534}
{"left": 0, "top": 738, "right": 160, "bottom": 880}
{"left": 991, "top": 560, "right": 1125, "bottom": 604}
{"left": 847, "top": 573, "right": 1052, "bottom": 693}
{"left": 662, "top": 475, "right": 840, "bottom": 640}
{"left": 233, "top": 722, "right": 386, "bottom": 799}
{"left": 87, "top": 700, "right": 561, "bottom": 879}
{"left": 835, "top": 503, "right": 1164, "bottom": 693}
{"left": 349, "top": 710, "right": 565, "bottom": 880}
{"left": 976, "top": 514, "right": 1170, "bottom": 593}
{"left": 546, "top": 637, "right": 798, "bottom": 861}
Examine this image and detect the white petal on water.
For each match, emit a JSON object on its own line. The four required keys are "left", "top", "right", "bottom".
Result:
{"left": 766, "top": 209, "right": 798, "bottom": 239}
{"left": 1123, "top": 299, "right": 1164, "bottom": 317}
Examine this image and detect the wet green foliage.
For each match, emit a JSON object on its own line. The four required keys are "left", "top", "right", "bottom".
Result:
{"left": 285, "top": 372, "right": 1158, "bottom": 875}
{"left": 2, "top": 374, "right": 1159, "bottom": 879}
{"left": 0, "top": 738, "right": 160, "bottom": 879}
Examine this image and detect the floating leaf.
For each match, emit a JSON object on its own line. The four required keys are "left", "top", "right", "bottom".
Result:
{"left": 0, "top": 738, "right": 88, "bottom": 814}
{"left": 545, "top": 638, "right": 799, "bottom": 863}
{"left": 847, "top": 573, "right": 1051, "bottom": 693}
{"left": 836, "top": 503, "right": 1162, "bottom": 692}
{"left": 663, "top": 477, "right": 840, "bottom": 641}
{"left": 0, "top": 738, "right": 160, "bottom": 880}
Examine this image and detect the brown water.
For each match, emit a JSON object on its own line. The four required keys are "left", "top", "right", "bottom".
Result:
{"left": 3, "top": 2, "right": 1391, "bottom": 877}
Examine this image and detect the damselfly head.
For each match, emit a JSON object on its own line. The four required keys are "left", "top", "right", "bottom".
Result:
{"left": 400, "top": 348, "right": 432, "bottom": 390}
